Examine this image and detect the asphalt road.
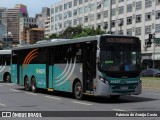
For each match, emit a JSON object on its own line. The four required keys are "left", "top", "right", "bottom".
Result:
{"left": 0, "top": 82, "right": 160, "bottom": 120}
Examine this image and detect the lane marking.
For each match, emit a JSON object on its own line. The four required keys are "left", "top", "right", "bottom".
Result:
{"left": 45, "top": 96, "right": 62, "bottom": 100}
{"left": 1, "top": 83, "right": 14, "bottom": 86}
{"left": 71, "top": 101, "right": 92, "bottom": 106}
{"left": 25, "top": 92, "right": 37, "bottom": 96}
{"left": 112, "top": 109, "right": 126, "bottom": 111}
{"left": 144, "top": 93, "right": 160, "bottom": 96}
{"left": 0, "top": 102, "right": 6, "bottom": 107}
{"left": 10, "top": 89, "right": 21, "bottom": 92}
{"left": 0, "top": 85, "right": 3, "bottom": 87}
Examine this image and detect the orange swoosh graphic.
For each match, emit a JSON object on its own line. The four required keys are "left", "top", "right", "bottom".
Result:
{"left": 23, "top": 48, "right": 38, "bottom": 64}
{"left": 25, "top": 52, "right": 38, "bottom": 64}
{"left": 27, "top": 55, "right": 38, "bottom": 64}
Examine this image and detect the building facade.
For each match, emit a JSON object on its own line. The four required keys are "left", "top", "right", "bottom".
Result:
{"left": 50, "top": 0, "right": 160, "bottom": 68}
{"left": 44, "top": 17, "right": 51, "bottom": 38}
{"left": 36, "top": 7, "right": 50, "bottom": 28}
{"left": 0, "top": 8, "right": 6, "bottom": 42}
{"left": 3, "top": 4, "right": 28, "bottom": 43}
{"left": 19, "top": 17, "right": 37, "bottom": 42}
{"left": 26, "top": 28, "right": 44, "bottom": 44}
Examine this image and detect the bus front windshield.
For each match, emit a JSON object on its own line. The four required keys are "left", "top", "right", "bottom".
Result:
{"left": 99, "top": 44, "right": 141, "bottom": 72}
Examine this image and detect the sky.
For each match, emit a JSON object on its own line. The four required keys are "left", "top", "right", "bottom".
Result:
{"left": 0, "top": 0, "right": 60, "bottom": 17}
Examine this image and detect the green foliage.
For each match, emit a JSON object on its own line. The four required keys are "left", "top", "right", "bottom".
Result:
{"left": 48, "top": 25, "right": 105, "bottom": 39}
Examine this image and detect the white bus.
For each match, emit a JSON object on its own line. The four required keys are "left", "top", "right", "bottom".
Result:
{"left": 0, "top": 50, "right": 11, "bottom": 82}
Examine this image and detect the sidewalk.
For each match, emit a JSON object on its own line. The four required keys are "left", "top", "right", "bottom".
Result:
{"left": 142, "top": 77, "right": 160, "bottom": 89}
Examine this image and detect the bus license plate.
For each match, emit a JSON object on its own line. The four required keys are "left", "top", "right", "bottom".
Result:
{"left": 121, "top": 86, "right": 128, "bottom": 90}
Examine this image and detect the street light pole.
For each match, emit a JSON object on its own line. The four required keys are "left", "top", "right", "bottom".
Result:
{"left": 152, "top": 33, "right": 155, "bottom": 77}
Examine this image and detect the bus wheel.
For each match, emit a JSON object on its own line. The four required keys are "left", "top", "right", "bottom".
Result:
{"left": 24, "top": 77, "right": 30, "bottom": 91}
{"left": 4, "top": 73, "right": 11, "bottom": 83}
{"left": 74, "top": 81, "right": 83, "bottom": 100}
{"left": 110, "top": 95, "right": 120, "bottom": 100}
{"left": 31, "top": 77, "right": 37, "bottom": 93}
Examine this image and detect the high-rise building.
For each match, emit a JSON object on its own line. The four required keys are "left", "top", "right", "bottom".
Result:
{"left": 19, "top": 17, "right": 37, "bottom": 42}
{"left": 36, "top": 7, "right": 50, "bottom": 28}
{"left": 50, "top": 0, "right": 160, "bottom": 67}
{"left": 44, "top": 17, "right": 51, "bottom": 38}
{"left": 3, "top": 4, "right": 28, "bottom": 43}
{"left": 0, "top": 7, "right": 6, "bottom": 42}
{"left": 26, "top": 28, "right": 44, "bottom": 44}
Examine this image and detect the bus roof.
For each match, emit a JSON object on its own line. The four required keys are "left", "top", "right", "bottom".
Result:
{"left": 12, "top": 34, "right": 139, "bottom": 50}
{"left": 0, "top": 50, "right": 12, "bottom": 54}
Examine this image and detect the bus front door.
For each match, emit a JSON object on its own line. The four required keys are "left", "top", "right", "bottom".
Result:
{"left": 83, "top": 42, "right": 95, "bottom": 94}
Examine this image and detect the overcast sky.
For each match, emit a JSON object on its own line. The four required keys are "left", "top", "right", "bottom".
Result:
{"left": 0, "top": 0, "right": 60, "bottom": 17}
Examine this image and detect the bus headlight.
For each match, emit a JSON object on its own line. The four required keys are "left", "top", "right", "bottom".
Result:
{"left": 99, "top": 76, "right": 108, "bottom": 84}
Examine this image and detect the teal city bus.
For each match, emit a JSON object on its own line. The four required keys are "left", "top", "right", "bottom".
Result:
{"left": 0, "top": 50, "right": 11, "bottom": 82}
{"left": 11, "top": 35, "right": 142, "bottom": 99}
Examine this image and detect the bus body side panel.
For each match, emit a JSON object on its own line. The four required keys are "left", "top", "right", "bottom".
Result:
{"left": 52, "top": 63, "right": 83, "bottom": 92}
{"left": 22, "top": 64, "right": 46, "bottom": 89}
{"left": 48, "top": 65, "right": 53, "bottom": 88}
{"left": 11, "top": 64, "right": 18, "bottom": 84}
{"left": 34, "top": 64, "right": 46, "bottom": 89}
{"left": 0, "top": 66, "right": 10, "bottom": 81}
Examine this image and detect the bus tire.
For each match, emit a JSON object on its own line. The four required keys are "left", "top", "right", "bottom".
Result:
{"left": 24, "top": 77, "right": 30, "bottom": 91}
{"left": 31, "top": 77, "right": 37, "bottom": 93}
{"left": 3, "top": 73, "right": 11, "bottom": 83}
{"left": 73, "top": 81, "right": 83, "bottom": 100}
{"left": 110, "top": 95, "right": 120, "bottom": 100}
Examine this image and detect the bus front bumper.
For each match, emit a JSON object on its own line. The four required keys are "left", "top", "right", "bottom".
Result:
{"left": 94, "top": 80, "right": 142, "bottom": 97}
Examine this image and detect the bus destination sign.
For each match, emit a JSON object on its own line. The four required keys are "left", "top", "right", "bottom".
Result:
{"left": 101, "top": 37, "right": 134, "bottom": 44}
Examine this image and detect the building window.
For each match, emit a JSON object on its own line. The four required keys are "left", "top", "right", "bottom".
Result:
{"left": 68, "top": 11, "right": 72, "bottom": 17}
{"left": 97, "top": 13, "right": 101, "bottom": 20}
{"left": 127, "top": 16, "right": 132, "bottom": 25}
{"left": 73, "top": 9, "right": 77, "bottom": 16}
{"left": 84, "top": 16, "right": 88, "bottom": 22}
{"left": 119, "top": 6, "right": 124, "bottom": 14}
{"left": 85, "top": 0, "right": 88, "bottom": 2}
{"left": 145, "top": 0, "right": 152, "bottom": 8}
{"left": 104, "top": 10, "right": 108, "bottom": 18}
{"left": 79, "top": 7, "right": 83, "bottom": 14}
{"left": 111, "top": 0, "right": 116, "bottom": 5}
{"left": 156, "top": 10, "right": 160, "bottom": 19}
{"left": 55, "top": 7, "right": 58, "bottom": 13}
{"left": 84, "top": 6, "right": 89, "bottom": 13}
{"left": 68, "top": 20, "right": 72, "bottom": 26}
{"left": 136, "top": 14, "right": 142, "bottom": 23}
{"left": 155, "top": 24, "right": 160, "bottom": 33}
{"left": 135, "top": 27, "right": 141, "bottom": 35}
{"left": 111, "top": 8, "right": 116, "bottom": 16}
{"left": 145, "top": 25, "right": 151, "bottom": 34}
{"left": 55, "top": 15, "right": 58, "bottom": 22}
{"left": 90, "top": 3, "right": 95, "bottom": 11}
{"left": 118, "top": 30, "right": 123, "bottom": 35}
{"left": 90, "top": 14, "right": 94, "bottom": 21}
{"left": 104, "top": 0, "right": 108, "bottom": 8}
{"left": 73, "top": 19, "right": 77, "bottom": 25}
{"left": 79, "top": 17, "right": 83, "bottom": 24}
{"left": 127, "top": 4, "right": 132, "bottom": 12}
{"left": 136, "top": 1, "right": 142, "bottom": 10}
{"left": 74, "top": 0, "right": 78, "bottom": 6}
{"left": 97, "top": 2, "right": 101, "bottom": 9}
{"left": 69, "top": 2, "right": 72, "bottom": 8}
{"left": 51, "top": 8, "right": 54, "bottom": 14}
{"left": 64, "top": 12, "right": 68, "bottom": 19}
{"left": 145, "top": 12, "right": 152, "bottom": 21}
{"left": 59, "top": 14, "right": 62, "bottom": 20}
{"left": 127, "top": 29, "right": 132, "bottom": 36}
{"left": 119, "top": 0, "right": 124, "bottom": 3}
{"left": 111, "top": 20, "right": 115, "bottom": 27}
{"left": 79, "top": 0, "right": 83, "bottom": 5}
{"left": 64, "top": 3, "right": 68, "bottom": 10}
{"left": 59, "top": 5, "right": 62, "bottom": 11}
